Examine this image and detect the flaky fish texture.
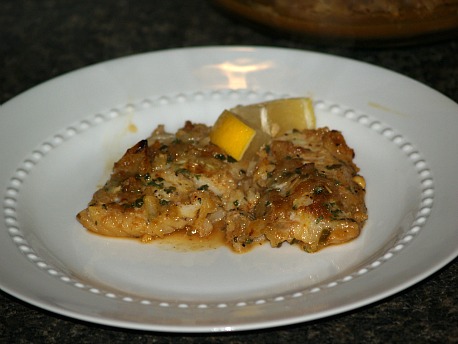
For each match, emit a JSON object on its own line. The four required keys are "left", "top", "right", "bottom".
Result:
{"left": 77, "top": 121, "right": 367, "bottom": 253}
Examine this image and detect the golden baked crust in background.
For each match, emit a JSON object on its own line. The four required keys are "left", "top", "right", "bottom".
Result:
{"left": 214, "top": 0, "right": 458, "bottom": 43}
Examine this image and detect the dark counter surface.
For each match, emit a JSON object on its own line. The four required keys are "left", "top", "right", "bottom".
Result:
{"left": 1, "top": 1, "right": 457, "bottom": 343}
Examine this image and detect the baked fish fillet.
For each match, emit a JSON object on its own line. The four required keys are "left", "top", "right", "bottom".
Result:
{"left": 77, "top": 121, "right": 367, "bottom": 253}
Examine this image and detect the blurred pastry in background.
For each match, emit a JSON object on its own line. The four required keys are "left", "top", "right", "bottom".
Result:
{"left": 214, "top": 0, "right": 458, "bottom": 46}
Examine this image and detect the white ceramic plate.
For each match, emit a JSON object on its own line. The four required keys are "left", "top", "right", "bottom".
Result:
{"left": 1, "top": 47, "right": 457, "bottom": 333}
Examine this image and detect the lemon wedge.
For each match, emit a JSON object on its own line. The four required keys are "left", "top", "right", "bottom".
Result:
{"left": 231, "top": 97, "right": 315, "bottom": 137}
{"left": 210, "top": 97, "right": 316, "bottom": 161}
{"left": 209, "top": 110, "right": 256, "bottom": 161}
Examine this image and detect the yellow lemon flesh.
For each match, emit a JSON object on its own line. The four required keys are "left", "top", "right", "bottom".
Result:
{"left": 209, "top": 110, "right": 256, "bottom": 161}
{"left": 231, "top": 97, "right": 316, "bottom": 137}
{"left": 211, "top": 97, "right": 316, "bottom": 161}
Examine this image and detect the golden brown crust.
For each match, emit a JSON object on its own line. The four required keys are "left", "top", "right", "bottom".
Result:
{"left": 77, "top": 122, "right": 367, "bottom": 253}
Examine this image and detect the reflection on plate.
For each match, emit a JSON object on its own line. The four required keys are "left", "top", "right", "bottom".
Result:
{"left": 1, "top": 47, "right": 457, "bottom": 332}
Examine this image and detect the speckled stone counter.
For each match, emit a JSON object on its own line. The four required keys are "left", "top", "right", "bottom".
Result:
{"left": 1, "top": 1, "right": 457, "bottom": 343}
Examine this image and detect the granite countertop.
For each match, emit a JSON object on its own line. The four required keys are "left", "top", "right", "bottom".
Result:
{"left": 1, "top": 1, "right": 457, "bottom": 343}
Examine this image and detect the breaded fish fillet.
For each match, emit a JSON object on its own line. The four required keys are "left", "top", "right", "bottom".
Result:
{"left": 77, "top": 121, "right": 367, "bottom": 253}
